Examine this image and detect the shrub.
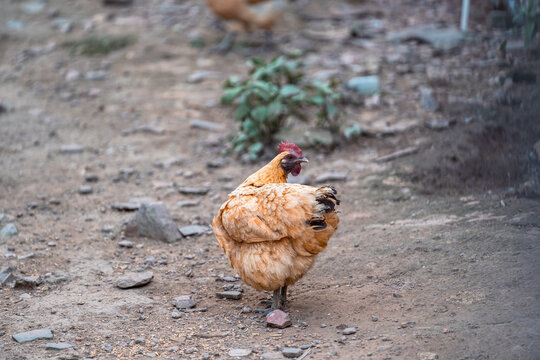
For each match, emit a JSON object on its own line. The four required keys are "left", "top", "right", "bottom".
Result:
{"left": 221, "top": 56, "right": 341, "bottom": 159}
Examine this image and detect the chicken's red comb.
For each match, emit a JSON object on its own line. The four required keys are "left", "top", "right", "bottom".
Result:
{"left": 278, "top": 141, "right": 303, "bottom": 157}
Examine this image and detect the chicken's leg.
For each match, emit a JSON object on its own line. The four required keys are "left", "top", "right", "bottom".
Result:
{"left": 279, "top": 285, "right": 287, "bottom": 308}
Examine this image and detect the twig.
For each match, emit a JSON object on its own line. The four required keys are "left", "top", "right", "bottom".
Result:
{"left": 192, "top": 332, "right": 230, "bottom": 338}
{"left": 298, "top": 348, "right": 312, "bottom": 360}
{"left": 374, "top": 146, "right": 419, "bottom": 163}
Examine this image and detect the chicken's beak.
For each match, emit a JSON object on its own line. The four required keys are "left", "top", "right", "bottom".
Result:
{"left": 297, "top": 157, "right": 309, "bottom": 164}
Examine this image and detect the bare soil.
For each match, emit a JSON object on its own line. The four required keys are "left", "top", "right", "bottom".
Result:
{"left": 1, "top": 1, "right": 539, "bottom": 360}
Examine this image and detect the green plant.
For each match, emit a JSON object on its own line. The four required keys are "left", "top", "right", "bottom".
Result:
{"left": 221, "top": 56, "right": 341, "bottom": 159}
{"left": 511, "top": 0, "right": 540, "bottom": 49}
{"left": 63, "top": 35, "right": 135, "bottom": 55}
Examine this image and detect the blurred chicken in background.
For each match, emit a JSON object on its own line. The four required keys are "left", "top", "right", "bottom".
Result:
{"left": 206, "top": 0, "right": 291, "bottom": 52}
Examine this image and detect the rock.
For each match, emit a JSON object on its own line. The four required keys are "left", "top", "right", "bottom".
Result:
{"left": 377, "top": 345, "right": 392, "bottom": 352}
{"left": 118, "top": 240, "right": 133, "bottom": 248}
{"left": 13, "top": 329, "right": 53, "bottom": 343}
{"left": 21, "top": 2, "right": 45, "bottom": 14}
{"left": 123, "top": 124, "right": 165, "bottom": 136}
{"left": 125, "top": 202, "right": 181, "bottom": 243}
{"left": 85, "top": 173, "right": 99, "bottom": 182}
{"left": 14, "top": 275, "right": 42, "bottom": 288}
{"left": 419, "top": 86, "right": 438, "bottom": 112}
{"left": 371, "top": 315, "right": 378, "bottom": 322}
{"left": 65, "top": 70, "right": 80, "bottom": 82}
{"left": 171, "top": 310, "right": 182, "bottom": 319}
{"left": 78, "top": 185, "right": 93, "bottom": 195}
{"left": 266, "top": 309, "right": 291, "bottom": 328}
{"left": 179, "top": 225, "right": 208, "bottom": 237}
{"left": 1, "top": 223, "right": 18, "bottom": 238}
{"left": 387, "top": 26, "right": 464, "bottom": 52}
{"left": 425, "top": 118, "right": 454, "bottom": 131}
{"left": 345, "top": 76, "right": 380, "bottom": 95}
{"left": 262, "top": 352, "right": 285, "bottom": 359}
{"left": 144, "top": 256, "right": 156, "bottom": 265}
{"left": 111, "top": 203, "right": 140, "bottom": 211}
{"left": 7, "top": 20, "right": 24, "bottom": 31}
{"left": 0, "top": 266, "right": 16, "bottom": 286}
{"left": 187, "top": 71, "right": 221, "bottom": 84}
{"left": 46, "top": 342, "right": 73, "bottom": 350}
{"left": 85, "top": 71, "right": 107, "bottom": 81}
{"left": 177, "top": 186, "right": 210, "bottom": 195}
{"left": 177, "top": 200, "right": 200, "bottom": 208}
{"left": 59, "top": 144, "right": 84, "bottom": 154}
{"left": 342, "top": 327, "right": 357, "bottom": 335}
{"left": 52, "top": 18, "right": 72, "bottom": 33}
{"left": 314, "top": 172, "right": 348, "bottom": 183}
{"left": 216, "top": 290, "right": 242, "bottom": 300}
{"left": 103, "top": 0, "right": 133, "bottom": 5}
{"left": 217, "top": 274, "right": 239, "bottom": 282}
{"left": 207, "top": 158, "right": 226, "bottom": 168}
{"left": 228, "top": 348, "right": 252, "bottom": 357}
{"left": 189, "top": 120, "right": 223, "bottom": 132}
{"left": 419, "top": 352, "right": 439, "bottom": 360}
{"left": 115, "top": 271, "right": 153, "bottom": 289}
{"left": 0, "top": 214, "right": 4, "bottom": 223}
{"left": 282, "top": 348, "right": 303, "bottom": 358}
{"left": 172, "top": 295, "right": 196, "bottom": 309}
{"left": 47, "top": 241, "right": 56, "bottom": 247}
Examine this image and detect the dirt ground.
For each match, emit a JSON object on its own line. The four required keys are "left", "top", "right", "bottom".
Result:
{"left": 1, "top": 0, "right": 539, "bottom": 359}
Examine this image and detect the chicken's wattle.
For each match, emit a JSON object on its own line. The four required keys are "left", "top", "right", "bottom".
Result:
{"left": 291, "top": 164, "right": 301, "bottom": 176}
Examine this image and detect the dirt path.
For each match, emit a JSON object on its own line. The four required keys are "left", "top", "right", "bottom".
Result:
{"left": 1, "top": 1, "right": 539, "bottom": 359}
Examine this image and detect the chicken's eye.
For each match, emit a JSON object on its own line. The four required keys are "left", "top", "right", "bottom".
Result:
{"left": 286, "top": 155, "right": 294, "bottom": 160}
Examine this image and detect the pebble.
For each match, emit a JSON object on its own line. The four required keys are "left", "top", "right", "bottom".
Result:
{"left": 102, "top": 225, "right": 114, "bottom": 233}
{"left": 371, "top": 315, "right": 378, "bottom": 322}
{"left": 377, "top": 345, "right": 392, "bottom": 352}
{"left": 314, "top": 172, "right": 348, "bottom": 183}
{"left": 47, "top": 241, "right": 57, "bottom": 247}
{"left": 216, "top": 290, "right": 242, "bottom": 300}
{"left": 85, "top": 173, "right": 99, "bottom": 182}
{"left": 345, "top": 76, "right": 380, "bottom": 95}
{"left": 266, "top": 309, "right": 291, "bottom": 329}
{"left": 228, "top": 348, "right": 252, "bottom": 357}
{"left": 78, "top": 185, "right": 93, "bottom": 195}
{"left": 118, "top": 240, "right": 133, "bottom": 248}
{"left": 65, "top": 69, "right": 80, "bottom": 82}
{"left": 189, "top": 120, "right": 223, "bottom": 132}
{"left": 7, "top": 20, "right": 24, "bottom": 31}
{"left": 425, "top": 118, "right": 453, "bottom": 131}
{"left": 144, "top": 256, "right": 157, "bottom": 265}
{"left": 187, "top": 71, "right": 220, "bottom": 84}
{"left": 176, "top": 186, "right": 210, "bottom": 195}
{"left": 172, "top": 295, "right": 196, "bottom": 309}
{"left": 12, "top": 329, "right": 53, "bottom": 343}
{"left": 179, "top": 225, "right": 208, "bottom": 237}
{"left": 0, "top": 223, "right": 18, "bottom": 238}
{"left": 171, "top": 310, "right": 182, "bottom": 319}
{"left": 177, "top": 200, "right": 200, "bottom": 208}
{"left": 0, "top": 266, "right": 16, "bottom": 286}
{"left": 282, "top": 348, "right": 303, "bottom": 358}
{"left": 85, "top": 71, "right": 107, "bottom": 81}
{"left": 419, "top": 352, "right": 439, "bottom": 360}
{"left": 342, "top": 327, "right": 357, "bottom": 335}
{"left": 59, "top": 144, "right": 85, "bottom": 154}
{"left": 115, "top": 271, "right": 154, "bottom": 289}
{"left": 217, "top": 275, "right": 238, "bottom": 282}
{"left": 14, "top": 275, "right": 42, "bottom": 288}
{"left": 46, "top": 342, "right": 73, "bottom": 350}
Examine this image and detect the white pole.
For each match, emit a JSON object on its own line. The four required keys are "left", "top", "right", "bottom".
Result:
{"left": 461, "top": 0, "right": 470, "bottom": 31}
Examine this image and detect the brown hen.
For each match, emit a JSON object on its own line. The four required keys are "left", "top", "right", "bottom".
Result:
{"left": 213, "top": 142, "right": 340, "bottom": 309}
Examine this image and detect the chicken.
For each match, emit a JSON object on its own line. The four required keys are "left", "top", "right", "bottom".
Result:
{"left": 206, "top": 0, "right": 290, "bottom": 52}
{"left": 213, "top": 141, "right": 340, "bottom": 310}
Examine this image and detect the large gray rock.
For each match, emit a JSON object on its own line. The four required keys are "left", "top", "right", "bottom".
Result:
{"left": 12, "top": 329, "right": 53, "bottom": 343}
{"left": 115, "top": 271, "right": 153, "bottom": 289}
{"left": 125, "top": 202, "right": 181, "bottom": 243}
